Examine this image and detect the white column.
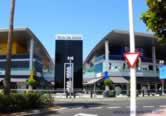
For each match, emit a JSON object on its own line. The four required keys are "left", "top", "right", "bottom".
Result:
{"left": 128, "top": 0, "right": 136, "bottom": 116}
{"left": 152, "top": 46, "right": 157, "bottom": 72}
{"left": 29, "top": 39, "right": 34, "bottom": 71}
{"left": 105, "top": 40, "right": 109, "bottom": 71}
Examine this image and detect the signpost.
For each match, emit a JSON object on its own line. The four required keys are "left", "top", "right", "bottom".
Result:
{"left": 124, "top": 52, "right": 140, "bottom": 116}
{"left": 127, "top": 0, "right": 138, "bottom": 116}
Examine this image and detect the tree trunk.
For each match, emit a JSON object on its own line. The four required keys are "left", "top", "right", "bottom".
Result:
{"left": 3, "top": 0, "right": 15, "bottom": 95}
{"left": 105, "top": 85, "right": 110, "bottom": 91}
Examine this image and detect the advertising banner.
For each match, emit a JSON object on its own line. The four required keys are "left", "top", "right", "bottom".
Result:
{"left": 64, "top": 63, "right": 73, "bottom": 92}
{"left": 159, "top": 65, "right": 166, "bottom": 79}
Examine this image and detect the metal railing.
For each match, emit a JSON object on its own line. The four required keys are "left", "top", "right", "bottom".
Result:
{"left": 3, "top": 89, "right": 164, "bottom": 99}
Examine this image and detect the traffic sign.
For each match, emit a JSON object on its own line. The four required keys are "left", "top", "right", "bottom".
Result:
{"left": 124, "top": 52, "right": 140, "bottom": 68}
{"left": 104, "top": 71, "right": 108, "bottom": 80}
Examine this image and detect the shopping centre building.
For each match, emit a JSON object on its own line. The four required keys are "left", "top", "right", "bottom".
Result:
{"left": 0, "top": 28, "right": 54, "bottom": 89}
{"left": 83, "top": 30, "right": 166, "bottom": 94}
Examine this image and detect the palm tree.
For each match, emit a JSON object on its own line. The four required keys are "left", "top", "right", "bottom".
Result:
{"left": 3, "top": 0, "right": 16, "bottom": 95}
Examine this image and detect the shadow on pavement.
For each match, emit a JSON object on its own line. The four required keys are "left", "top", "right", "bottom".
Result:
{"left": 55, "top": 102, "right": 105, "bottom": 109}
{"left": 30, "top": 110, "right": 59, "bottom": 116}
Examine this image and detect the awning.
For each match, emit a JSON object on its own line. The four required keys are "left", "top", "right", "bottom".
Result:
{"left": 0, "top": 78, "right": 27, "bottom": 82}
{"left": 83, "top": 77, "right": 103, "bottom": 85}
{"left": 110, "top": 77, "right": 129, "bottom": 84}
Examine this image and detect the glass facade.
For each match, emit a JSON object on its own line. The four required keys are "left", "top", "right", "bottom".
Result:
{"left": 95, "top": 63, "right": 103, "bottom": 73}
{"left": 95, "top": 55, "right": 105, "bottom": 62}
{"left": 0, "top": 54, "right": 43, "bottom": 74}
{"left": 85, "top": 59, "right": 159, "bottom": 76}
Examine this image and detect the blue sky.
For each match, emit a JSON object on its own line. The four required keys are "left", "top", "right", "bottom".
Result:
{"left": 0, "top": 0, "right": 150, "bottom": 60}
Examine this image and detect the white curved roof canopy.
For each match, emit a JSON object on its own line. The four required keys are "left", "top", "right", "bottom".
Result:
{"left": 84, "top": 30, "right": 166, "bottom": 64}
{"left": 0, "top": 28, "right": 54, "bottom": 68}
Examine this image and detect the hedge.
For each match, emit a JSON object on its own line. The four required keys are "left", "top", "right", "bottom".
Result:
{"left": 0, "top": 92, "right": 53, "bottom": 113}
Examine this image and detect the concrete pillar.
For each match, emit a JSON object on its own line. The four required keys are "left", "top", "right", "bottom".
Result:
{"left": 155, "top": 83, "right": 158, "bottom": 93}
{"left": 28, "top": 39, "right": 35, "bottom": 89}
{"left": 105, "top": 40, "right": 109, "bottom": 71}
{"left": 162, "top": 81, "right": 165, "bottom": 95}
{"left": 29, "top": 39, "right": 34, "bottom": 71}
{"left": 93, "top": 83, "right": 96, "bottom": 98}
{"left": 127, "top": 84, "right": 129, "bottom": 96}
{"left": 152, "top": 46, "right": 157, "bottom": 72}
{"left": 147, "top": 83, "right": 151, "bottom": 96}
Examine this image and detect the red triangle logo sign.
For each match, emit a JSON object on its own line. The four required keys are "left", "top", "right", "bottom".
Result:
{"left": 124, "top": 52, "right": 140, "bottom": 68}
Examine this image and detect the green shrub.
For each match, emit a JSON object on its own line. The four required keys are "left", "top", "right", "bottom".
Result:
{"left": 0, "top": 89, "right": 3, "bottom": 94}
{"left": 104, "top": 79, "right": 112, "bottom": 86}
{"left": 40, "top": 93, "right": 54, "bottom": 106}
{"left": 26, "top": 92, "right": 47, "bottom": 108}
{"left": 108, "top": 90, "right": 115, "bottom": 97}
{"left": 0, "top": 92, "right": 53, "bottom": 113}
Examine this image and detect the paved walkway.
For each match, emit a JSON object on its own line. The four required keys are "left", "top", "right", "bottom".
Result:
{"left": 142, "top": 108, "right": 166, "bottom": 116}
{"left": 1, "top": 96, "right": 166, "bottom": 116}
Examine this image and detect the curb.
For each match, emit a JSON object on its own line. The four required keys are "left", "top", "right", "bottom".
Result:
{"left": 0, "top": 107, "right": 62, "bottom": 116}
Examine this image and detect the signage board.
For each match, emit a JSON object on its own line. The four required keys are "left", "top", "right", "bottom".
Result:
{"left": 104, "top": 71, "right": 109, "bottom": 80}
{"left": 64, "top": 63, "right": 73, "bottom": 92}
{"left": 159, "top": 65, "right": 166, "bottom": 79}
{"left": 56, "top": 34, "right": 82, "bottom": 40}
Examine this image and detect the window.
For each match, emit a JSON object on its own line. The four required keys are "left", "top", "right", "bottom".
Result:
{"left": 149, "top": 65, "right": 153, "bottom": 71}
{"left": 143, "top": 67, "right": 148, "bottom": 71}
{"left": 95, "top": 63, "right": 103, "bottom": 73}
{"left": 156, "top": 66, "right": 159, "bottom": 72}
{"left": 109, "top": 63, "right": 112, "bottom": 70}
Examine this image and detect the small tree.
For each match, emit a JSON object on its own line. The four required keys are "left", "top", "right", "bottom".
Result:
{"left": 104, "top": 79, "right": 112, "bottom": 91}
{"left": 27, "top": 68, "right": 37, "bottom": 90}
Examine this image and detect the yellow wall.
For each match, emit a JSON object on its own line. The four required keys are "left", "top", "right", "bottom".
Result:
{"left": 0, "top": 39, "right": 27, "bottom": 55}
{"left": 16, "top": 42, "right": 27, "bottom": 54}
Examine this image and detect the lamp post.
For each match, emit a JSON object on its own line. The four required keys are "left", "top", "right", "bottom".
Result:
{"left": 67, "top": 56, "right": 74, "bottom": 98}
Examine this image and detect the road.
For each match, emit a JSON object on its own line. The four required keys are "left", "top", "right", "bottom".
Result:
{"left": 33, "top": 97, "right": 166, "bottom": 116}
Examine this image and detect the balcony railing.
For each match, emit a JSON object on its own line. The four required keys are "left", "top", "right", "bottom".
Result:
{"left": 95, "top": 54, "right": 161, "bottom": 63}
